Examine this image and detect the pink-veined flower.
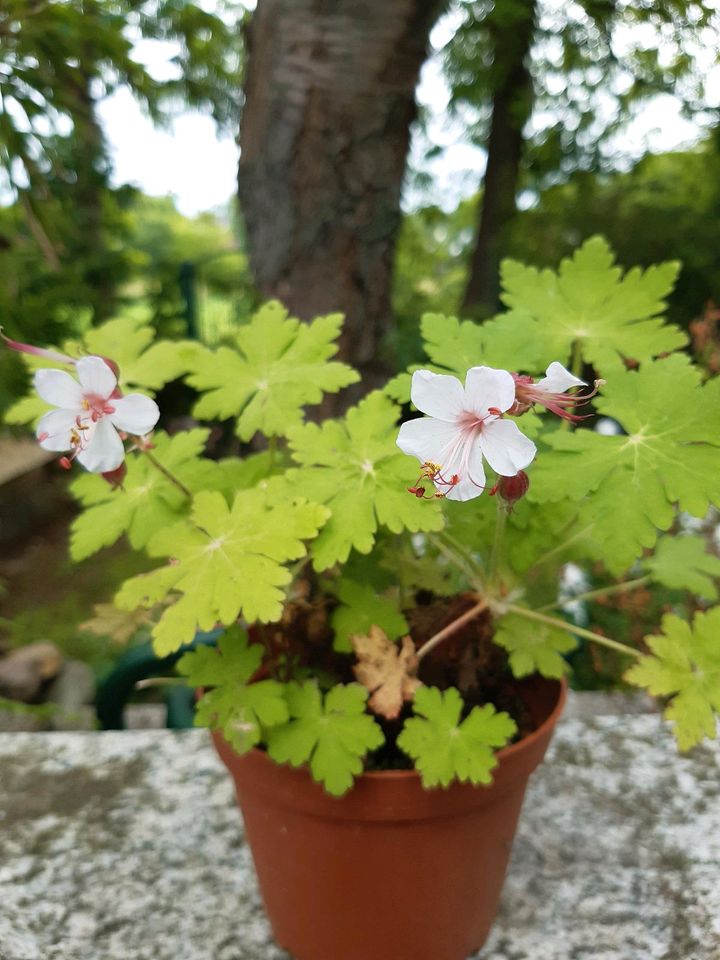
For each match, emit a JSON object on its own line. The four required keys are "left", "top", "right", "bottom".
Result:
{"left": 511, "top": 361, "right": 603, "bottom": 421}
{"left": 397, "top": 367, "right": 537, "bottom": 502}
{"left": 34, "top": 356, "right": 159, "bottom": 473}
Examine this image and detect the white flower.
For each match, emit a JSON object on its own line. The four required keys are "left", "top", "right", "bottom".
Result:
{"left": 34, "top": 356, "right": 160, "bottom": 473}
{"left": 512, "top": 361, "right": 602, "bottom": 421}
{"left": 397, "top": 367, "right": 537, "bottom": 502}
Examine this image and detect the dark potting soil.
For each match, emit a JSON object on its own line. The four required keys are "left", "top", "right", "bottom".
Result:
{"left": 261, "top": 588, "right": 537, "bottom": 774}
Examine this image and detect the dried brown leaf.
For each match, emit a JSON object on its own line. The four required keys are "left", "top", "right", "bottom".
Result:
{"left": 351, "top": 626, "right": 421, "bottom": 720}
{"left": 80, "top": 603, "right": 153, "bottom": 646}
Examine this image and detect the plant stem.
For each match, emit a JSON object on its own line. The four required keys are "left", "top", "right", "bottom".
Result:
{"left": 570, "top": 337, "right": 584, "bottom": 380}
{"left": 528, "top": 523, "right": 594, "bottom": 572}
{"left": 267, "top": 435, "right": 278, "bottom": 470}
{"left": 540, "top": 574, "right": 652, "bottom": 612}
{"left": 138, "top": 445, "right": 193, "bottom": 499}
{"left": 489, "top": 498, "right": 507, "bottom": 584}
{"left": 503, "top": 602, "right": 642, "bottom": 659}
{"left": 416, "top": 597, "right": 488, "bottom": 662}
{"left": 428, "top": 532, "right": 484, "bottom": 589}
{"left": 134, "top": 677, "right": 187, "bottom": 690}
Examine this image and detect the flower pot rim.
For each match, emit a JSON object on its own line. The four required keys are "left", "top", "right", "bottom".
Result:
{"left": 213, "top": 673, "right": 568, "bottom": 820}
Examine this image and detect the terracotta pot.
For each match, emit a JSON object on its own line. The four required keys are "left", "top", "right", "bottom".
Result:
{"left": 213, "top": 675, "right": 567, "bottom": 960}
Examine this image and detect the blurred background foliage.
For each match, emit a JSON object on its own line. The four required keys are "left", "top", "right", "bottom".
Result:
{"left": 1, "top": 0, "right": 719, "bottom": 697}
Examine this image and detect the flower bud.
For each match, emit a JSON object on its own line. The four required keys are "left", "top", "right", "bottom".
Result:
{"left": 102, "top": 463, "right": 127, "bottom": 489}
{"left": 498, "top": 470, "right": 529, "bottom": 505}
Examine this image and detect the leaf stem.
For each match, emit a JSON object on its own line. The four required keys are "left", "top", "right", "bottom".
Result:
{"left": 416, "top": 597, "right": 488, "bottom": 661}
{"left": 540, "top": 574, "right": 652, "bottom": 612}
{"left": 137, "top": 444, "right": 193, "bottom": 499}
{"left": 489, "top": 498, "right": 508, "bottom": 584}
{"left": 570, "top": 338, "right": 584, "bottom": 381}
{"left": 502, "top": 602, "right": 642, "bottom": 659}
{"left": 528, "top": 523, "right": 594, "bottom": 572}
{"left": 428, "top": 532, "right": 484, "bottom": 588}
{"left": 267, "top": 435, "right": 278, "bottom": 470}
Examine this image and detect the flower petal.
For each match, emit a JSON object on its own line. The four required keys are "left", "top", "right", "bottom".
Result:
{"left": 76, "top": 418, "right": 125, "bottom": 473}
{"left": 76, "top": 356, "right": 117, "bottom": 399}
{"left": 464, "top": 366, "right": 516, "bottom": 417}
{"left": 410, "top": 370, "right": 465, "bottom": 422}
{"left": 537, "top": 361, "right": 586, "bottom": 394}
{"left": 397, "top": 416, "right": 459, "bottom": 464}
{"left": 478, "top": 419, "right": 536, "bottom": 476}
{"left": 36, "top": 409, "right": 77, "bottom": 451}
{"left": 444, "top": 440, "right": 486, "bottom": 502}
{"left": 110, "top": 394, "right": 160, "bottom": 435}
{"left": 34, "top": 369, "right": 83, "bottom": 409}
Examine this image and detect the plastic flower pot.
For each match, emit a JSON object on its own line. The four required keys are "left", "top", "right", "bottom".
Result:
{"left": 212, "top": 675, "right": 567, "bottom": 960}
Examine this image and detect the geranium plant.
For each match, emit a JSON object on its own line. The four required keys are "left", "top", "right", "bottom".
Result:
{"left": 5, "top": 237, "right": 720, "bottom": 794}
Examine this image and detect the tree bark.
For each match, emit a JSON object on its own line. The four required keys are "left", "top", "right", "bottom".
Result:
{"left": 462, "top": 2, "right": 537, "bottom": 317}
{"left": 238, "top": 0, "right": 444, "bottom": 385}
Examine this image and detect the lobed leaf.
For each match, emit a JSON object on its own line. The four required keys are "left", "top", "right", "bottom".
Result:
{"left": 529, "top": 356, "right": 720, "bottom": 573}
{"left": 116, "top": 489, "right": 329, "bottom": 655}
{"left": 178, "top": 627, "right": 289, "bottom": 754}
{"left": 493, "top": 612, "right": 576, "bottom": 679}
{"left": 266, "top": 682, "right": 385, "bottom": 796}
{"left": 500, "top": 235, "right": 684, "bottom": 375}
{"left": 69, "top": 430, "right": 213, "bottom": 560}
{"left": 397, "top": 686, "right": 517, "bottom": 789}
{"left": 287, "top": 391, "right": 444, "bottom": 570}
{"left": 331, "top": 579, "right": 408, "bottom": 653}
{"left": 187, "top": 302, "right": 359, "bottom": 440}
{"left": 624, "top": 609, "right": 720, "bottom": 751}
{"left": 644, "top": 535, "right": 720, "bottom": 600}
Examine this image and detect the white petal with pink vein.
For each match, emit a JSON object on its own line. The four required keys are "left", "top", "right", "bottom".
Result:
{"left": 397, "top": 366, "right": 536, "bottom": 501}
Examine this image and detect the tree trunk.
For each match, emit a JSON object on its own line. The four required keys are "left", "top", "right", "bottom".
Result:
{"left": 462, "top": 2, "right": 537, "bottom": 317}
{"left": 238, "top": 0, "right": 444, "bottom": 385}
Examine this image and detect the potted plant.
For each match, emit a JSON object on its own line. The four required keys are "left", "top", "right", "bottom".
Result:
{"left": 4, "top": 236, "right": 719, "bottom": 960}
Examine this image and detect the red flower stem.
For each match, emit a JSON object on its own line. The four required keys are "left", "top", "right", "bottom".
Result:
{"left": 416, "top": 598, "right": 489, "bottom": 662}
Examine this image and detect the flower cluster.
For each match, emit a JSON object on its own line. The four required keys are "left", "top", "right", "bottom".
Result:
{"left": 397, "top": 362, "right": 599, "bottom": 503}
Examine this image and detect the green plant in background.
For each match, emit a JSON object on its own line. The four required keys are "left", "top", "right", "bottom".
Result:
{"left": 6, "top": 238, "right": 720, "bottom": 795}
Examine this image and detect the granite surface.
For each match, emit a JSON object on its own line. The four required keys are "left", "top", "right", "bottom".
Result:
{"left": 0, "top": 709, "right": 718, "bottom": 960}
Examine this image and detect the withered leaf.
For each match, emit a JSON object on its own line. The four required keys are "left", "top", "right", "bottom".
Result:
{"left": 80, "top": 603, "right": 154, "bottom": 645}
{"left": 351, "top": 626, "right": 421, "bottom": 720}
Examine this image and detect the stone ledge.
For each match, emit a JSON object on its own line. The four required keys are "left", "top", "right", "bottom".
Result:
{"left": 0, "top": 713, "right": 718, "bottom": 960}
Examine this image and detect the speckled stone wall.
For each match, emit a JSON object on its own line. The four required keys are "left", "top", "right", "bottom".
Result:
{"left": 0, "top": 711, "right": 718, "bottom": 960}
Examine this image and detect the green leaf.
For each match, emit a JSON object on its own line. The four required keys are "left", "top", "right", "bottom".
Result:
{"left": 420, "top": 310, "right": 544, "bottom": 379}
{"left": 645, "top": 535, "right": 720, "bottom": 600}
{"left": 500, "top": 235, "right": 685, "bottom": 374}
{"left": 386, "top": 312, "right": 543, "bottom": 404}
{"left": 529, "top": 355, "right": 720, "bottom": 573}
{"left": 493, "top": 613, "right": 576, "bottom": 678}
{"left": 397, "top": 686, "right": 517, "bottom": 789}
{"left": 287, "top": 391, "right": 444, "bottom": 570}
{"left": 177, "top": 627, "right": 288, "bottom": 754}
{"left": 266, "top": 682, "right": 384, "bottom": 796}
{"left": 187, "top": 302, "right": 359, "bottom": 440}
{"left": 330, "top": 579, "right": 409, "bottom": 653}
{"left": 69, "top": 430, "right": 213, "bottom": 560}
{"left": 116, "top": 490, "right": 329, "bottom": 656}
{"left": 5, "top": 313, "right": 201, "bottom": 426}
{"left": 624, "top": 609, "right": 720, "bottom": 751}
